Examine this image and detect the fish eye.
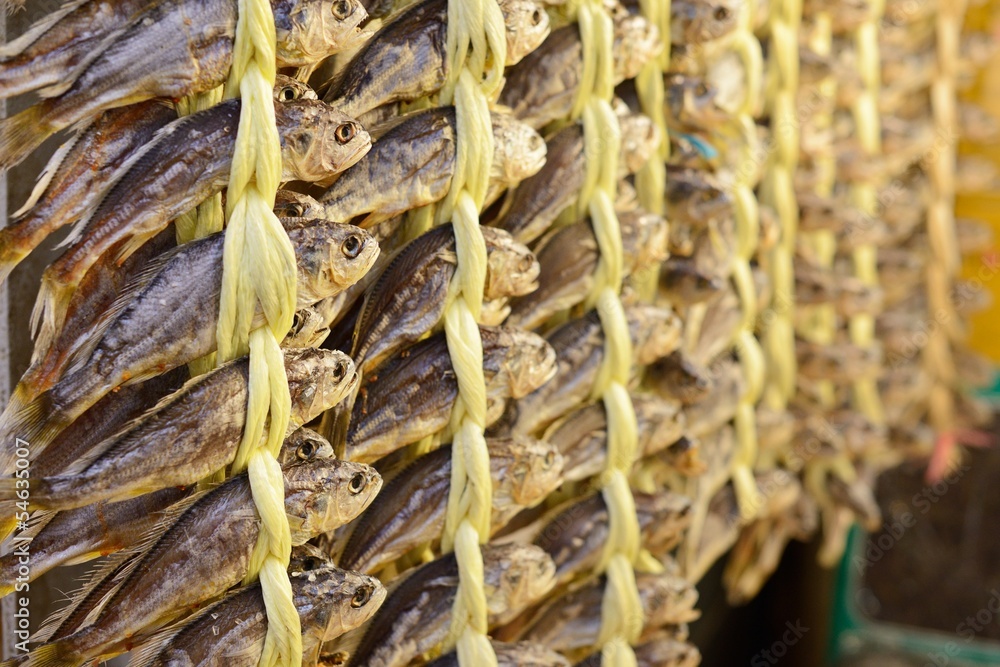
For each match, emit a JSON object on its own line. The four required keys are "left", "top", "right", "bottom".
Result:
{"left": 528, "top": 134, "right": 544, "bottom": 152}
{"left": 695, "top": 82, "right": 709, "bottom": 97}
{"left": 335, "top": 122, "right": 357, "bottom": 145}
{"left": 301, "top": 555, "right": 324, "bottom": 570}
{"left": 351, "top": 584, "right": 373, "bottom": 608}
{"left": 280, "top": 86, "right": 297, "bottom": 102}
{"left": 543, "top": 450, "right": 556, "bottom": 468}
{"left": 297, "top": 439, "right": 317, "bottom": 460}
{"left": 531, "top": 8, "right": 543, "bottom": 26}
{"left": 342, "top": 234, "right": 363, "bottom": 259}
{"left": 714, "top": 5, "right": 730, "bottom": 21}
{"left": 289, "top": 203, "right": 305, "bottom": 216}
{"left": 518, "top": 256, "right": 534, "bottom": 273}
{"left": 332, "top": 361, "right": 347, "bottom": 382}
{"left": 332, "top": 0, "right": 353, "bottom": 20}
{"left": 348, "top": 472, "right": 367, "bottom": 495}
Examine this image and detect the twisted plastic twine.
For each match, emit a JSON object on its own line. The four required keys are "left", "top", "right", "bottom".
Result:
{"left": 435, "top": 0, "right": 507, "bottom": 664}
{"left": 728, "top": 2, "right": 765, "bottom": 521}
{"left": 216, "top": 0, "right": 301, "bottom": 664}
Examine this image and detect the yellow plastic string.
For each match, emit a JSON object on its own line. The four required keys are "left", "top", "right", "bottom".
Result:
{"left": 728, "top": 3, "right": 765, "bottom": 520}
{"left": 563, "top": 2, "right": 650, "bottom": 665}
{"left": 214, "top": 0, "right": 300, "bottom": 664}
{"left": 762, "top": 0, "right": 801, "bottom": 410}
{"left": 925, "top": 0, "right": 967, "bottom": 444}
{"left": 848, "top": 0, "right": 885, "bottom": 425}
{"left": 797, "top": 10, "right": 838, "bottom": 408}
{"left": 435, "top": 0, "right": 506, "bottom": 664}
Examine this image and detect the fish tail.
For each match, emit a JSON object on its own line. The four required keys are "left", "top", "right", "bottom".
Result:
{"left": 0, "top": 513, "right": 18, "bottom": 542}
{"left": 0, "top": 388, "right": 55, "bottom": 475}
{"left": 0, "top": 227, "right": 29, "bottom": 289}
{"left": 23, "top": 640, "right": 83, "bottom": 667}
{"left": 0, "top": 103, "right": 55, "bottom": 171}
{"left": 31, "top": 275, "right": 71, "bottom": 352}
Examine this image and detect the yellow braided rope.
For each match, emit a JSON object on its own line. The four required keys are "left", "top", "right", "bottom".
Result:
{"left": 216, "top": 0, "right": 300, "bottom": 664}
{"left": 564, "top": 2, "right": 656, "bottom": 664}
{"left": 436, "top": 0, "right": 506, "bottom": 664}
{"left": 762, "top": 0, "right": 800, "bottom": 412}
{"left": 729, "top": 5, "right": 765, "bottom": 520}
{"left": 632, "top": 0, "right": 669, "bottom": 302}
{"left": 925, "top": 0, "right": 966, "bottom": 445}
{"left": 797, "top": 11, "right": 838, "bottom": 409}
{"left": 848, "top": 0, "right": 885, "bottom": 426}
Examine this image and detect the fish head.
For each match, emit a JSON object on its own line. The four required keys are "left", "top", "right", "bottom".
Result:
{"left": 494, "top": 435, "right": 563, "bottom": 508}
{"left": 290, "top": 222, "right": 379, "bottom": 302}
{"left": 613, "top": 14, "right": 662, "bottom": 80}
{"left": 484, "top": 544, "right": 557, "bottom": 624}
{"left": 499, "top": 0, "right": 551, "bottom": 65}
{"left": 672, "top": 0, "right": 739, "bottom": 44}
{"left": 275, "top": 190, "right": 327, "bottom": 219}
{"left": 274, "top": 0, "right": 371, "bottom": 66}
{"left": 628, "top": 306, "right": 683, "bottom": 365}
{"left": 283, "top": 348, "right": 358, "bottom": 422}
{"left": 283, "top": 306, "right": 332, "bottom": 348}
{"left": 666, "top": 169, "right": 731, "bottom": 222}
{"left": 289, "top": 543, "right": 334, "bottom": 574}
{"left": 274, "top": 75, "right": 319, "bottom": 102}
{"left": 666, "top": 74, "right": 729, "bottom": 129}
{"left": 491, "top": 115, "right": 547, "bottom": 186}
{"left": 284, "top": 458, "right": 383, "bottom": 535}
{"left": 618, "top": 113, "right": 661, "bottom": 175}
{"left": 279, "top": 427, "right": 335, "bottom": 466}
{"left": 500, "top": 330, "right": 557, "bottom": 398}
{"left": 634, "top": 396, "right": 685, "bottom": 452}
{"left": 642, "top": 573, "right": 700, "bottom": 626}
{"left": 620, "top": 210, "right": 669, "bottom": 269}
{"left": 639, "top": 492, "right": 693, "bottom": 554}
{"left": 292, "top": 565, "right": 387, "bottom": 645}
{"left": 278, "top": 100, "right": 372, "bottom": 183}
{"left": 482, "top": 228, "right": 540, "bottom": 298}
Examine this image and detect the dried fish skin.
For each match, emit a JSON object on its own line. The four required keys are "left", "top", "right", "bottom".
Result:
{"left": 426, "top": 641, "right": 572, "bottom": 667}
{"left": 339, "top": 435, "right": 562, "bottom": 573}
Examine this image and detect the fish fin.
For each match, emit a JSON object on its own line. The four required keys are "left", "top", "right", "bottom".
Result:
{"left": 112, "top": 230, "right": 158, "bottom": 268}
{"left": 0, "top": 103, "right": 55, "bottom": 171}
{"left": 11, "top": 119, "right": 88, "bottom": 218}
{"left": 0, "top": 0, "right": 90, "bottom": 59}
{"left": 0, "top": 240, "right": 26, "bottom": 292}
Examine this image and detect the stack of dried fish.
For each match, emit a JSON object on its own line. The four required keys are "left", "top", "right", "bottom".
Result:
{"left": 0, "top": 0, "right": 994, "bottom": 665}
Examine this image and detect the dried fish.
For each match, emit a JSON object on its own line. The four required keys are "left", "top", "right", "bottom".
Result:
{"left": 352, "top": 224, "right": 538, "bottom": 372}
{"left": 338, "top": 544, "right": 556, "bottom": 667}
{"left": 574, "top": 635, "right": 701, "bottom": 667}
{"left": 35, "top": 97, "right": 371, "bottom": 341}
{"left": 519, "top": 570, "right": 700, "bottom": 654}
{"left": 346, "top": 326, "right": 556, "bottom": 463}
{"left": 134, "top": 564, "right": 386, "bottom": 667}
{"left": 1, "top": 349, "right": 355, "bottom": 511}
{"left": 648, "top": 351, "right": 715, "bottom": 405}
{"left": 533, "top": 492, "right": 692, "bottom": 586}
{"left": 659, "top": 255, "right": 726, "bottom": 307}
{"left": 319, "top": 108, "right": 545, "bottom": 227}
{"left": 322, "top": 0, "right": 550, "bottom": 119}
{"left": 426, "top": 641, "right": 571, "bottom": 667}
{"left": 23, "top": 457, "right": 381, "bottom": 667}
{"left": 493, "top": 113, "right": 660, "bottom": 244}
{"left": 0, "top": 431, "right": 328, "bottom": 595}
{"left": 543, "top": 394, "right": 686, "bottom": 483}
{"left": 511, "top": 305, "right": 683, "bottom": 435}
{"left": 506, "top": 209, "right": 668, "bottom": 330}
{"left": 0, "top": 220, "right": 377, "bottom": 465}
{"left": 0, "top": 0, "right": 370, "bottom": 168}
{"left": 338, "top": 435, "right": 562, "bottom": 573}
{"left": 498, "top": 17, "right": 661, "bottom": 129}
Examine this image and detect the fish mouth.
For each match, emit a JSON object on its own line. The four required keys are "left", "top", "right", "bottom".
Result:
{"left": 331, "top": 136, "right": 373, "bottom": 174}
